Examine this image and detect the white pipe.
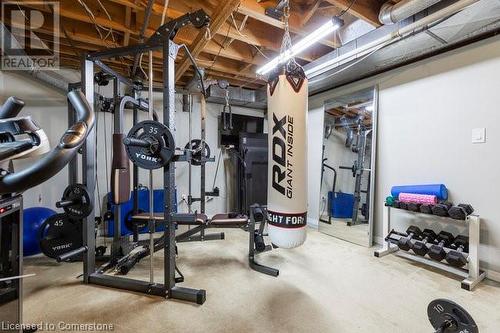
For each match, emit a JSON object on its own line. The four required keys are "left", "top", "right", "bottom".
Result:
{"left": 379, "top": 0, "right": 443, "bottom": 25}
{"left": 306, "top": 0, "right": 479, "bottom": 79}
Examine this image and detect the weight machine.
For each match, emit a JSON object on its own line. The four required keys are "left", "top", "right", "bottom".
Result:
{"left": 73, "top": 9, "right": 212, "bottom": 304}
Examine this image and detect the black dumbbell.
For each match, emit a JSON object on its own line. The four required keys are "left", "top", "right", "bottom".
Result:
{"left": 446, "top": 235, "right": 469, "bottom": 267}
{"left": 419, "top": 204, "right": 434, "bottom": 215}
{"left": 392, "top": 200, "right": 401, "bottom": 209}
{"left": 431, "top": 202, "right": 453, "bottom": 217}
{"left": 407, "top": 202, "right": 421, "bottom": 212}
{"left": 399, "top": 201, "right": 408, "bottom": 210}
{"left": 398, "top": 226, "right": 422, "bottom": 251}
{"left": 412, "top": 229, "right": 437, "bottom": 256}
{"left": 428, "top": 231, "right": 455, "bottom": 261}
{"left": 448, "top": 204, "right": 474, "bottom": 220}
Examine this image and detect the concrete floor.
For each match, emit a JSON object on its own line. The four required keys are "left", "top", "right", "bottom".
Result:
{"left": 23, "top": 228, "right": 500, "bottom": 333}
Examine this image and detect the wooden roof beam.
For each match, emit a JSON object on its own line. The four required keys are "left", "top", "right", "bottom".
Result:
{"left": 324, "top": 0, "right": 383, "bottom": 27}
{"left": 175, "top": 0, "right": 242, "bottom": 82}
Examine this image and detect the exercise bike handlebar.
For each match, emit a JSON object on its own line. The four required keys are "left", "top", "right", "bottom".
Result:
{"left": 56, "top": 246, "right": 88, "bottom": 263}
{"left": 0, "top": 96, "right": 26, "bottom": 119}
{"left": 0, "top": 90, "right": 95, "bottom": 194}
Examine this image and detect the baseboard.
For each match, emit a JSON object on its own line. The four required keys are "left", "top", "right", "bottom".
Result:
{"left": 486, "top": 269, "right": 500, "bottom": 283}
{"left": 307, "top": 217, "right": 319, "bottom": 230}
{"left": 372, "top": 235, "right": 500, "bottom": 283}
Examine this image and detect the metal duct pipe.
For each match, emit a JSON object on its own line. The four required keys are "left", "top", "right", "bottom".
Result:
{"left": 379, "top": 0, "right": 443, "bottom": 24}
{"left": 307, "top": 0, "right": 480, "bottom": 78}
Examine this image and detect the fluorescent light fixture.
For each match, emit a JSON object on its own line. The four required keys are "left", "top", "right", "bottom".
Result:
{"left": 256, "top": 17, "right": 344, "bottom": 76}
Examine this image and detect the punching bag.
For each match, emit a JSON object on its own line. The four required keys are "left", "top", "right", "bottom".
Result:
{"left": 267, "top": 65, "right": 308, "bottom": 249}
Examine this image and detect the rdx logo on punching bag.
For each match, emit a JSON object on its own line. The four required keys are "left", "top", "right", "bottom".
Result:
{"left": 272, "top": 113, "right": 295, "bottom": 199}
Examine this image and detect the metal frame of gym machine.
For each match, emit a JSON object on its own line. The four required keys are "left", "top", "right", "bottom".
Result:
{"left": 73, "top": 10, "right": 210, "bottom": 304}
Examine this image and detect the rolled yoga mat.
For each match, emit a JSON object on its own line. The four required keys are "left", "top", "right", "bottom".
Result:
{"left": 391, "top": 184, "right": 448, "bottom": 201}
{"left": 398, "top": 193, "right": 438, "bottom": 205}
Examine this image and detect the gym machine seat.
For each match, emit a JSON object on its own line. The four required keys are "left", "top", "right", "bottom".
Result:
{"left": 209, "top": 213, "right": 248, "bottom": 227}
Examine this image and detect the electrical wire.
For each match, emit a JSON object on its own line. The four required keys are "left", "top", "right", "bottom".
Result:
{"left": 339, "top": 0, "right": 358, "bottom": 18}
{"left": 207, "top": 21, "right": 232, "bottom": 71}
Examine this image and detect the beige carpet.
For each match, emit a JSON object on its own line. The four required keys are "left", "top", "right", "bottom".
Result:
{"left": 23, "top": 228, "right": 500, "bottom": 333}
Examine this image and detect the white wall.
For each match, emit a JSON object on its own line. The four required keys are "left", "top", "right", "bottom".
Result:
{"left": 0, "top": 70, "right": 265, "bottom": 218}
{"left": 307, "top": 35, "right": 500, "bottom": 274}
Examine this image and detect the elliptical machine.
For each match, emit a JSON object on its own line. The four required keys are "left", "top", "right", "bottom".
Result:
{"left": 0, "top": 91, "right": 95, "bottom": 331}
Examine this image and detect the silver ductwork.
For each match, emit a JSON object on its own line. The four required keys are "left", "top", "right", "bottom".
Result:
{"left": 379, "top": 0, "right": 443, "bottom": 24}
{"left": 206, "top": 85, "right": 267, "bottom": 110}
{"left": 305, "top": 0, "right": 500, "bottom": 94}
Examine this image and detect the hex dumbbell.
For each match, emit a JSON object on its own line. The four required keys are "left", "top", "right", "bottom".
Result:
{"left": 431, "top": 202, "right": 452, "bottom": 217}
{"left": 448, "top": 204, "right": 474, "bottom": 220}
{"left": 397, "top": 226, "right": 422, "bottom": 251}
{"left": 445, "top": 235, "right": 469, "bottom": 267}
{"left": 428, "top": 231, "right": 455, "bottom": 261}
{"left": 412, "top": 229, "right": 437, "bottom": 256}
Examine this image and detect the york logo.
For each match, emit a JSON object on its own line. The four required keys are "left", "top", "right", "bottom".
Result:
{"left": 271, "top": 113, "right": 294, "bottom": 198}
{"left": 135, "top": 153, "right": 159, "bottom": 163}
{"left": 1, "top": 1, "right": 60, "bottom": 70}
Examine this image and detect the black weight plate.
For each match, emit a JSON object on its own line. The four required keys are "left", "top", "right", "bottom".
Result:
{"left": 428, "top": 299, "right": 478, "bottom": 333}
{"left": 185, "top": 139, "right": 210, "bottom": 166}
{"left": 39, "top": 214, "right": 83, "bottom": 259}
{"left": 61, "top": 184, "right": 92, "bottom": 219}
{"left": 125, "top": 120, "right": 175, "bottom": 170}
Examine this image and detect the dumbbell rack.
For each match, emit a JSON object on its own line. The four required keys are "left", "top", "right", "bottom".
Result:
{"left": 374, "top": 205, "right": 486, "bottom": 291}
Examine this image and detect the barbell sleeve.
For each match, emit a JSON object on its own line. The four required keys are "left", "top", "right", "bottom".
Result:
{"left": 123, "top": 137, "right": 151, "bottom": 148}
{"left": 56, "top": 199, "right": 77, "bottom": 208}
{"left": 56, "top": 246, "right": 88, "bottom": 263}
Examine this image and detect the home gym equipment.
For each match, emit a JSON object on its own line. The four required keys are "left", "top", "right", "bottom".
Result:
{"left": 78, "top": 9, "right": 233, "bottom": 304}
{"left": 39, "top": 214, "right": 83, "bottom": 261}
{"left": 375, "top": 203, "right": 486, "bottom": 290}
{"left": 399, "top": 201, "right": 408, "bottom": 210}
{"left": 448, "top": 204, "right": 474, "bottom": 220}
{"left": 23, "top": 207, "right": 56, "bottom": 256}
{"left": 428, "top": 231, "right": 455, "bottom": 261}
{"left": 123, "top": 120, "right": 175, "bottom": 170}
{"left": 432, "top": 202, "right": 453, "bottom": 217}
{"left": 56, "top": 184, "right": 92, "bottom": 219}
{"left": 266, "top": 1, "right": 308, "bottom": 249}
{"left": 420, "top": 203, "right": 434, "bottom": 214}
{"left": 412, "top": 229, "right": 437, "bottom": 256}
{"left": 185, "top": 139, "right": 211, "bottom": 166}
{"left": 446, "top": 235, "right": 469, "bottom": 268}
{"left": 0, "top": 90, "right": 95, "bottom": 330}
{"left": 397, "top": 226, "right": 422, "bottom": 251}
{"left": 398, "top": 192, "right": 438, "bottom": 205}
{"left": 427, "top": 299, "right": 478, "bottom": 333}
{"left": 407, "top": 202, "right": 421, "bottom": 212}
{"left": 391, "top": 184, "right": 448, "bottom": 201}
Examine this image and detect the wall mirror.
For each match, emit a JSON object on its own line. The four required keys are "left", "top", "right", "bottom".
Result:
{"left": 319, "top": 87, "right": 378, "bottom": 247}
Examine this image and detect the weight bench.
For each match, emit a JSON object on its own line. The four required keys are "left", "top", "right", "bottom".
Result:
{"left": 130, "top": 209, "right": 279, "bottom": 277}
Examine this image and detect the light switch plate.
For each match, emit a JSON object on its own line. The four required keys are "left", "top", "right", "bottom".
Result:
{"left": 471, "top": 128, "right": 486, "bottom": 144}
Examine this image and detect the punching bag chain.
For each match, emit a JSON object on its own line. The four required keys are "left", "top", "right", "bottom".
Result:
{"left": 279, "top": 1, "right": 299, "bottom": 72}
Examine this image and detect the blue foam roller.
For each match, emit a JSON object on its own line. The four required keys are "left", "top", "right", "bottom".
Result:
{"left": 391, "top": 184, "right": 448, "bottom": 201}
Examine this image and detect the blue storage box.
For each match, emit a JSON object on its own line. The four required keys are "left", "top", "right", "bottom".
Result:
{"left": 329, "top": 191, "right": 354, "bottom": 219}
{"left": 106, "top": 188, "right": 177, "bottom": 236}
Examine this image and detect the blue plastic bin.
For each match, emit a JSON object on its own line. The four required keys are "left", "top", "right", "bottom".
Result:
{"left": 329, "top": 191, "right": 354, "bottom": 219}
